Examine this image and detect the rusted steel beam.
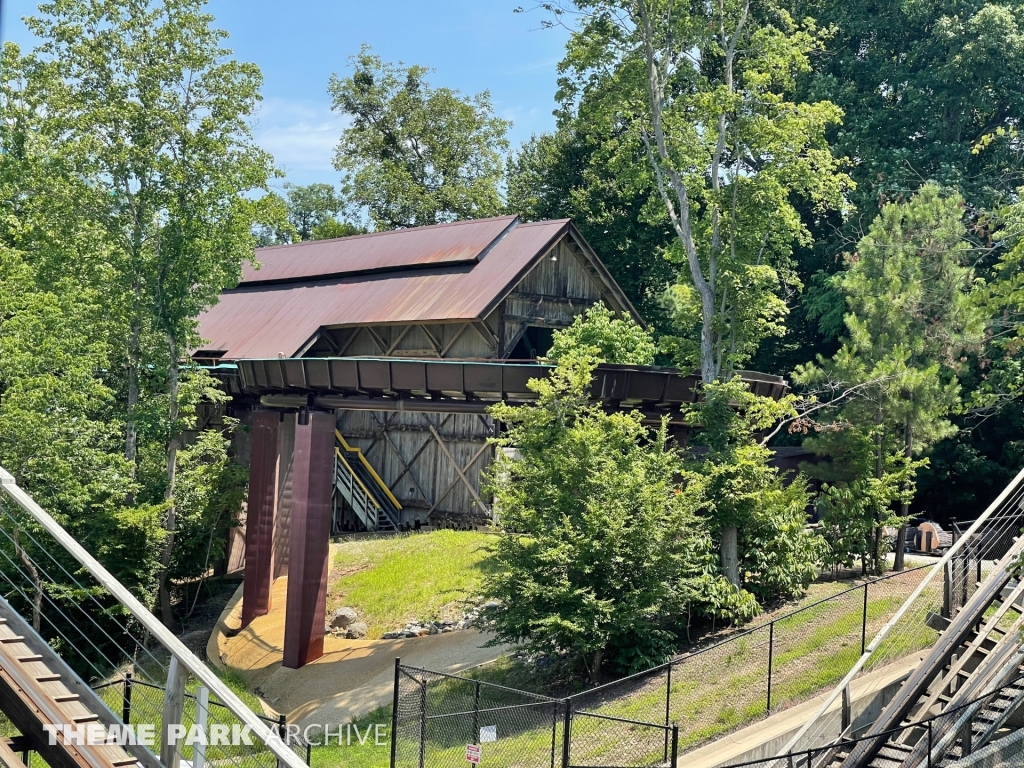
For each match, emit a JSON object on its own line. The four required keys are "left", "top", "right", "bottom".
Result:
{"left": 282, "top": 411, "right": 335, "bottom": 669}
{"left": 241, "top": 410, "right": 279, "bottom": 628}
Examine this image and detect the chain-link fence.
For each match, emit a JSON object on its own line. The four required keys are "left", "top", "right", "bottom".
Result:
{"left": 392, "top": 567, "right": 937, "bottom": 768}
{"left": 393, "top": 662, "right": 678, "bottom": 768}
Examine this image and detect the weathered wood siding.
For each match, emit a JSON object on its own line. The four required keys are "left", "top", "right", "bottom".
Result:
{"left": 307, "top": 315, "right": 501, "bottom": 359}
{"left": 322, "top": 232, "right": 622, "bottom": 524}
{"left": 501, "top": 239, "right": 606, "bottom": 353}
{"left": 336, "top": 410, "right": 496, "bottom": 527}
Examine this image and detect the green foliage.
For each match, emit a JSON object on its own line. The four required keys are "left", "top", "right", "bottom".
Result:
{"left": 686, "top": 379, "right": 821, "bottom": 600}
{"left": 506, "top": 123, "right": 676, "bottom": 324}
{"left": 796, "top": 0, "right": 1024, "bottom": 214}
{"left": 1, "top": 0, "right": 276, "bottom": 625}
{"left": 330, "top": 46, "right": 510, "bottom": 229}
{"left": 256, "top": 183, "right": 364, "bottom": 244}
{"left": 553, "top": 0, "right": 849, "bottom": 382}
{"left": 484, "top": 354, "right": 733, "bottom": 677}
{"left": 796, "top": 184, "right": 984, "bottom": 570}
{"left": 547, "top": 302, "right": 656, "bottom": 365}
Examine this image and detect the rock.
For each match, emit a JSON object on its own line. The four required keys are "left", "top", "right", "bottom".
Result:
{"left": 482, "top": 600, "right": 500, "bottom": 610}
{"left": 382, "top": 631, "right": 402, "bottom": 639}
{"left": 345, "top": 621, "right": 368, "bottom": 639}
{"left": 330, "top": 607, "right": 358, "bottom": 629}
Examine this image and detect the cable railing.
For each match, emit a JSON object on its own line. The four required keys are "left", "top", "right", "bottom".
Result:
{"left": 774, "top": 463, "right": 1024, "bottom": 761}
{"left": 0, "top": 465, "right": 308, "bottom": 768}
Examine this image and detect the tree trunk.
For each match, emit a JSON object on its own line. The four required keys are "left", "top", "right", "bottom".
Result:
{"left": 125, "top": 291, "right": 142, "bottom": 468}
{"left": 590, "top": 648, "right": 604, "bottom": 685}
{"left": 721, "top": 525, "right": 740, "bottom": 587}
{"left": 893, "top": 420, "right": 913, "bottom": 571}
{"left": 158, "top": 334, "right": 180, "bottom": 628}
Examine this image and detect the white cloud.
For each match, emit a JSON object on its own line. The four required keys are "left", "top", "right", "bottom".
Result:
{"left": 250, "top": 97, "right": 348, "bottom": 184}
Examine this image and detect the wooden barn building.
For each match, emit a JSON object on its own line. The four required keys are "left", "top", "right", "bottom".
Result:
{"left": 195, "top": 215, "right": 786, "bottom": 668}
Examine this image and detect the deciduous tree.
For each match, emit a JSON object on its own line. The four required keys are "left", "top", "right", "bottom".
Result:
{"left": 330, "top": 46, "right": 510, "bottom": 229}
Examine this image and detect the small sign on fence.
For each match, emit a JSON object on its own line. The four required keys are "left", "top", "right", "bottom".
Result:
{"left": 466, "top": 744, "right": 481, "bottom": 764}
{"left": 479, "top": 725, "right": 497, "bottom": 743}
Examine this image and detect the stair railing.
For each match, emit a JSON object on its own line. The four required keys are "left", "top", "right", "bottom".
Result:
{"left": 0, "top": 466, "right": 308, "bottom": 768}
{"left": 776, "top": 462, "right": 1024, "bottom": 761}
{"left": 334, "top": 447, "right": 381, "bottom": 531}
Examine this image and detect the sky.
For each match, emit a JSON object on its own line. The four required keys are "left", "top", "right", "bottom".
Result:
{"left": 0, "top": 0, "right": 571, "bottom": 190}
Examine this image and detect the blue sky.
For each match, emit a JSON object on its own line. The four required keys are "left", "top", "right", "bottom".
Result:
{"left": 0, "top": 0, "right": 571, "bottom": 190}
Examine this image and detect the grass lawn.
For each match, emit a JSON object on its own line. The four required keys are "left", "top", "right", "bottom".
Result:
{"left": 328, "top": 531, "right": 498, "bottom": 639}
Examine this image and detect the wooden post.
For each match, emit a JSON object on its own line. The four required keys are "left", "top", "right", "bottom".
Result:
{"left": 283, "top": 411, "right": 335, "bottom": 669}
{"left": 161, "top": 657, "right": 188, "bottom": 768}
{"left": 242, "top": 410, "right": 279, "bottom": 627}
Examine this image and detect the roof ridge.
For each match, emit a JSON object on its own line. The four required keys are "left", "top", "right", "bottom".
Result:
{"left": 253, "top": 214, "right": 519, "bottom": 253}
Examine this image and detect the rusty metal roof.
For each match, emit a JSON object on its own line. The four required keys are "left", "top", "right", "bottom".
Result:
{"left": 240, "top": 215, "right": 519, "bottom": 285}
{"left": 197, "top": 217, "right": 608, "bottom": 359}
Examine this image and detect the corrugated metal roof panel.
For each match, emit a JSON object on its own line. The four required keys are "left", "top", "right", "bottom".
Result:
{"left": 241, "top": 215, "right": 519, "bottom": 285}
{"left": 197, "top": 219, "right": 570, "bottom": 359}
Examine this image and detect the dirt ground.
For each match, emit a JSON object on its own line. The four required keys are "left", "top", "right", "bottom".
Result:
{"left": 207, "top": 577, "right": 510, "bottom": 727}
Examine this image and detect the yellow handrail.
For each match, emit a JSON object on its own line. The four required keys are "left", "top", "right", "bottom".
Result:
{"left": 334, "top": 448, "right": 381, "bottom": 510}
{"left": 335, "top": 430, "right": 403, "bottom": 509}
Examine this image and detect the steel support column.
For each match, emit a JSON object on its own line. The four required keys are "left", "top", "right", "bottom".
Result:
{"left": 242, "top": 410, "right": 279, "bottom": 627}
{"left": 283, "top": 411, "right": 335, "bottom": 669}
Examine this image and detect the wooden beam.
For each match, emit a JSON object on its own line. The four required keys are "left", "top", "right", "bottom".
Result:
{"left": 419, "top": 325, "right": 443, "bottom": 357}
{"left": 470, "top": 321, "right": 500, "bottom": 354}
{"left": 428, "top": 425, "right": 491, "bottom": 515}
{"left": 385, "top": 325, "right": 414, "bottom": 355}
{"left": 426, "top": 441, "right": 491, "bottom": 516}
{"left": 440, "top": 324, "right": 470, "bottom": 357}
{"left": 365, "top": 327, "right": 389, "bottom": 355}
{"left": 337, "top": 327, "right": 363, "bottom": 357}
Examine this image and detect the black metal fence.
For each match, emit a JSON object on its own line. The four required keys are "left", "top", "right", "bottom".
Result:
{"left": 391, "top": 566, "right": 934, "bottom": 768}
{"left": 392, "top": 662, "right": 678, "bottom": 768}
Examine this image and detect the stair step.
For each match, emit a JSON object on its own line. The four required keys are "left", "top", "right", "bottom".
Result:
{"left": 111, "top": 759, "right": 140, "bottom": 767}
{"left": 70, "top": 714, "right": 98, "bottom": 724}
{"left": 35, "top": 673, "right": 60, "bottom": 682}
{"left": 15, "top": 654, "right": 42, "bottom": 662}
{"left": 52, "top": 693, "right": 79, "bottom": 702}
{"left": 0, "top": 637, "right": 25, "bottom": 644}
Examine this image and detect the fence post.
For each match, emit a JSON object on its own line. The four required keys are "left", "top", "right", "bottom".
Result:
{"left": 664, "top": 663, "right": 672, "bottom": 761}
{"left": 766, "top": 621, "right": 775, "bottom": 714}
{"left": 276, "top": 713, "right": 287, "bottom": 768}
{"left": 670, "top": 724, "right": 678, "bottom": 768}
{"left": 472, "top": 680, "right": 481, "bottom": 745}
{"left": 550, "top": 703, "right": 558, "bottom": 768}
{"left": 391, "top": 658, "right": 401, "bottom": 768}
{"left": 122, "top": 671, "right": 133, "bottom": 724}
{"left": 861, "top": 581, "right": 869, "bottom": 655}
{"left": 418, "top": 680, "right": 427, "bottom": 768}
{"left": 561, "top": 700, "right": 572, "bottom": 768}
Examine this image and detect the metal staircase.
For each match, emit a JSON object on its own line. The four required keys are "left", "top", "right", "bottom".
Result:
{"left": 333, "top": 430, "right": 401, "bottom": 532}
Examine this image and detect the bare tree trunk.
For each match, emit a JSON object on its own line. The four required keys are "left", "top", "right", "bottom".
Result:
{"left": 14, "top": 528, "right": 42, "bottom": 632}
{"left": 125, "top": 287, "right": 142, "bottom": 469}
{"left": 893, "top": 420, "right": 913, "bottom": 571}
{"left": 158, "top": 334, "right": 180, "bottom": 628}
{"left": 721, "top": 525, "right": 740, "bottom": 587}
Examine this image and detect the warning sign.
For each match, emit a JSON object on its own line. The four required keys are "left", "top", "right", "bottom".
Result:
{"left": 466, "top": 744, "right": 481, "bottom": 764}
